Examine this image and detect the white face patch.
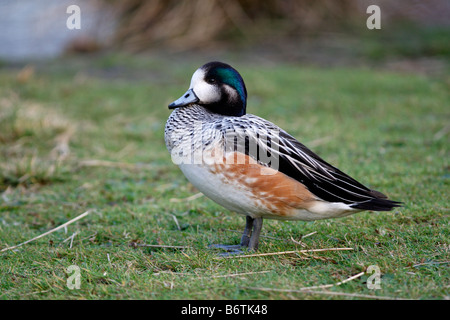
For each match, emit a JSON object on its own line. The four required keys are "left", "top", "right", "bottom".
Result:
{"left": 190, "top": 68, "right": 221, "bottom": 104}
{"left": 223, "top": 84, "right": 238, "bottom": 102}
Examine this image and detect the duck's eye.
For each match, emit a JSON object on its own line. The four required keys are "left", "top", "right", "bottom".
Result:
{"left": 207, "top": 78, "right": 216, "bottom": 84}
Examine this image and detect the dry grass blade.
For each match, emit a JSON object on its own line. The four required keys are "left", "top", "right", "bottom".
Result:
{"left": 220, "top": 229, "right": 317, "bottom": 246}
{"left": 299, "top": 290, "right": 409, "bottom": 300}
{"left": 300, "top": 271, "right": 365, "bottom": 290}
{"left": 246, "top": 287, "right": 407, "bottom": 300}
{"left": 220, "top": 247, "right": 354, "bottom": 259}
{"left": 1, "top": 210, "right": 91, "bottom": 253}
{"left": 60, "top": 232, "right": 79, "bottom": 248}
{"left": 244, "top": 271, "right": 409, "bottom": 299}
{"left": 246, "top": 271, "right": 364, "bottom": 293}
{"left": 152, "top": 270, "right": 271, "bottom": 278}
{"left": 172, "top": 214, "right": 181, "bottom": 231}
{"left": 209, "top": 270, "right": 271, "bottom": 278}
{"left": 129, "top": 243, "right": 190, "bottom": 250}
{"left": 302, "top": 231, "right": 318, "bottom": 239}
{"left": 78, "top": 159, "right": 153, "bottom": 170}
{"left": 290, "top": 236, "right": 306, "bottom": 247}
{"left": 170, "top": 192, "right": 204, "bottom": 203}
{"left": 412, "top": 261, "right": 450, "bottom": 267}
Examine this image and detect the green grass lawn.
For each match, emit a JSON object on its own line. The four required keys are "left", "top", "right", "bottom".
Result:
{"left": 0, "top": 54, "right": 448, "bottom": 300}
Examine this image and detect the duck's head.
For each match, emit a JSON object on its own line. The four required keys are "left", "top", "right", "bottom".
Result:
{"left": 169, "top": 61, "right": 247, "bottom": 117}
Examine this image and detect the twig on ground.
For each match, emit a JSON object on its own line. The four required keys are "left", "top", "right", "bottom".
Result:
{"left": 152, "top": 270, "right": 271, "bottom": 278}
{"left": 1, "top": 210, "right": 91, "bottom": 253}
{"left": 130, "top": 243, "right": 190, "bottom": 250}
{"left": 245, "top": 271, "right": 364, "bottom": 293}
{"left": 78, "top": 159, "right": 153, "bottom": 170}
{"left": 221, "top": 229, "right": 317, "bottom": 246}
{"left": 246, "top": 286, "right": 407, "bottom": 300}
{"left": 302, "top": 231, "right": 318, "bottom": 239}
{"left": 290, "top": 236, "right": 307, "bottom": 247}
{"left": 244, "top": 271, "right": 408, "bottom": 300}
{"left": 61, "top": 232, "right": 79, "bottom": 248}
{"left": 413, "top": 261, "right": 450, "bottom": 268}
{"left": 299, "top": 271, "right": 365, "bottom": 290}
{"left": 219, "top": 247, "right": 354, "bottom": 259}
{"left": 79, "top": 231, "right": 98, "bottom": 242}
{"left": 209, "top": 270, "right": 271, "bottom": 278}
{"left": 170, "top": 192, "right": 203, "bottom": 203}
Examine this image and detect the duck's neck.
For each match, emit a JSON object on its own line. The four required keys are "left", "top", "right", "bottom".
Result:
{"left": 169, "top": 104, "right": 219, "bottom": 124}
{"left": 165, "top": 105, "right": 221, "bottom": 152}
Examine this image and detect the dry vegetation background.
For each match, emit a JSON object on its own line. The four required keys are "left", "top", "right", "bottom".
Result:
{"left": 114, "top": 0, "right": 358, "bottom": 50}
{"left": 110, "top": 0, "right": 449, "bottom": 51}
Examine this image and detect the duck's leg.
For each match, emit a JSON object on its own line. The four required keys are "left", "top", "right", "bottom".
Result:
{"left": 209, "top": 216, "right": 255, "bottom": 254}
{"left": 248, "top": 217, "right": 263, "bottom": 251}
{"left": 240, "top": 216, "right": 254, "bottom": 247}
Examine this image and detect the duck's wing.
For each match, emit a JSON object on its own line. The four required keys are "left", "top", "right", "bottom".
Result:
{"left": 221, "top": 115, "right": 401, "bottom": 211}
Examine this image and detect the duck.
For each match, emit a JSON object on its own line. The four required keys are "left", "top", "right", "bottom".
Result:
{"left": 164, "top": 61, "right": 401, "bottom": 253}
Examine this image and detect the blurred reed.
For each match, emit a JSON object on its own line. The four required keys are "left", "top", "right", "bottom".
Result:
{"left": 113, "top": 0, "right": 359, "bottom": 50}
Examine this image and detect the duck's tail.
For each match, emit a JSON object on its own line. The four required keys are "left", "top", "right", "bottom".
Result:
{"left": 350, "top": 189, "right": 403, "bottom": 211}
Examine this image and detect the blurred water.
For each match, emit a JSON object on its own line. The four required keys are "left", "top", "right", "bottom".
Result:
{"left": 0, "top": 0, "right": 116, "bottom": 61}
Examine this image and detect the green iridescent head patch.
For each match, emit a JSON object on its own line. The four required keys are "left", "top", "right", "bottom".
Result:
{"left": 211, "top": 67, "right": 247, "bottom": 106}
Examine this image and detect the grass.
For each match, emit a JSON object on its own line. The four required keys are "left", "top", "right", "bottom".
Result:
{"left": 0, "top": 53, "right": 449, "bottom": 300}
{"left": 360, "top": 25, "right": 450, "bottom": 61}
